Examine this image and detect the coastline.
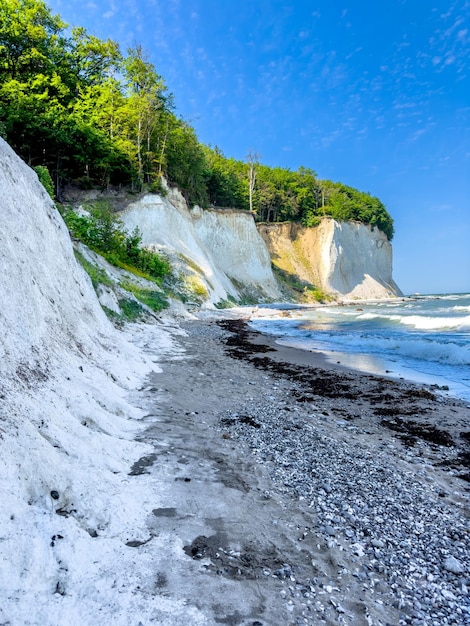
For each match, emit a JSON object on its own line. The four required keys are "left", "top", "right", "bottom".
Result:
{"left": 217, "top": 318, "right": 470, "bottom": 479}
{"left": 245, "top": 294, "right": 470, "bottom": 404}
{"left": 133, "top": 316, "right": 470, "bottom": 625}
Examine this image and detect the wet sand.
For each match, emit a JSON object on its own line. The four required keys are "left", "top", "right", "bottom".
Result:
{"left": 132, "top": 318, "right": 470, "bottom": 626}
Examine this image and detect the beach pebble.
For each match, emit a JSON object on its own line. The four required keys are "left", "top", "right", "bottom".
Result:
{"left": 352, "top": 543, "right": 365, "bottom": 557}
{"left": 444, "top": 556, "right": 465, "bottom": 574}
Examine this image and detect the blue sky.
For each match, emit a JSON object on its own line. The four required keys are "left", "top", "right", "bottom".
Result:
{"left": 48, "top": 0, "right": 469, "bottom": 295}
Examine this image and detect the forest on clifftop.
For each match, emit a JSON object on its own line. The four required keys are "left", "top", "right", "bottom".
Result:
{"left": 0, "top": 0, "right": 394, "bottom": 239}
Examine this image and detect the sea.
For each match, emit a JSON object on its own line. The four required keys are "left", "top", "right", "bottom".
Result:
{"left": 248, "top": 293, "right": 470, "bottom": 403}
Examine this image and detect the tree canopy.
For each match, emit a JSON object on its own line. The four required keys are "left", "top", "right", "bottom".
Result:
{"left": 0, "top": 0, "right": 394, "bottom": 239}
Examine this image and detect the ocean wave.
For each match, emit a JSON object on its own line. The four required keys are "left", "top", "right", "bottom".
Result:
{"left": 396, "top": 314, "right": 470, "bottom": 331}
{"left": 249, "top": 298, "right": 470, "bottom": 400}
{"left": 355, "top": 312, "right": 470, "bottom": 331}
{"left": 283, "top": 332, "right": 470, "bottom": 367}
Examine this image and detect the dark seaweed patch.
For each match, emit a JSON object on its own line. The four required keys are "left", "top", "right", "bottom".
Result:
{"left": 380, "top": 418, "right": 454, "bottom": 447}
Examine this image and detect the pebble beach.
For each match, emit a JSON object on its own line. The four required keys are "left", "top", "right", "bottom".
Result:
{"left": 136, "top": 316, "right": 470, "bottom": 626}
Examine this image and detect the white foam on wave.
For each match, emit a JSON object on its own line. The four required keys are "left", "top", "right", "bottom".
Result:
{"left": 251, "top": 316, "right": 470, "bottom": 367}
{"left": 396, "top": 314, "right": 470, "bottom": 331}
{"left": 355, "top": 312, "right": 470, "bottom": 331}
{"left": 312, "top": 330, "right": 470, "bottom": 366}
{"left": 250, "top": 297, "right": 470, "bottom": 401}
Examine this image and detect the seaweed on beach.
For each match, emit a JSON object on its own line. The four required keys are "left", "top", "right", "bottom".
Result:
{"left": 218, "top": 319, "right": 275, "bottom": 359}
{"left": 403, "top": 388, "right": 437, "bottom": 401}
{"left": 218, "top": 320, "right": 367, "bottom": 400}
{"left": 217, "top": 318, "right": 470, "bottom": 480}
{"left": 380, "top": 417, "right": 454, "bottom": 448}
{"left": 373, "top": 405, "right": 424, "bottom": 417}
{"left": 436, "top": 449, "right": 470, "bottom": 482}
{"left": 460, "top": 431, "right": 470, "bottom": 444}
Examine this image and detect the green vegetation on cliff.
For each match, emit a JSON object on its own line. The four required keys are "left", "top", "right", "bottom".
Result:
{"left": 0, "top": 0, "right": 393, "bottom": 240}
{"left": 60, "top": 202, "right": 170, "bottom": 282}
{"left": 203, "top": 148, "right": 393, "bottom": 239}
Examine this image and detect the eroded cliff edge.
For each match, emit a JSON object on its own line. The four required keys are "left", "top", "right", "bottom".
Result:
{"left": 119, "top": 185, "right": 282, "bottom": 306}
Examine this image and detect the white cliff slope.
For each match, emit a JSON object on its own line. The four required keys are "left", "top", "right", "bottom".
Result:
{"left": 191, "top": 205, "right": 279, "bottom": 298}
{"left": 0, "top": 138, "right": 205, "bottom": 625}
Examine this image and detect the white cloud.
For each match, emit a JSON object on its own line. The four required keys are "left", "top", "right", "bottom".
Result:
{"left": 409, "top": 128, "right": 427, "bottom": 142}
{"left": 320, "top": 128, "right": 342, "bottom": 148}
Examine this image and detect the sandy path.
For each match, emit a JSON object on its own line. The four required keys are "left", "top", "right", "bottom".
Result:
{"left": 129, "top": 319, "right": 469, "bottom": 626}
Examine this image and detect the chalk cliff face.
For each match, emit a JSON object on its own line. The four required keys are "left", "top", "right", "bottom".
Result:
{"left": 258, "top": 219, "right": 402, "bottom": 299}
{"left": 120, "top": 186, "right": 282, "bottom": 305}
{"left": 120, "top": 186, "right": 401, "bottom": 303}
{"left": 0, "top": 138, "right": 176, "bottom": 620}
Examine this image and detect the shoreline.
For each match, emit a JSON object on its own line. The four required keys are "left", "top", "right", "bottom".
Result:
{"left": 216, "top": 318, "right": 470, "bottom": 480}
{"left": 134, "top": 316, "right": 470, "bottom": 625}
{"left": 239, "top": 316, "right": 469, "bottom": 401}
{"left": 242, "top": 295, "right": 470, "bottom": 404}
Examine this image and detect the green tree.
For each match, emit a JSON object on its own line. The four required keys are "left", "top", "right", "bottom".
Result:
{"left": 70, "top": 27, "right": 121, "bottom": 87}
{"left": 123, "top": 46, "right": 171, "bottom": 188}
{"left": 165, "top": 118, "right": 209, "bottom": 206}
{"left": 0, "top": 1, "right": 395, "bottom": 238}
{"left": 204, "top": 146, "right": 246, "bottom": 208}
{"left": 33, "top": 164, "right": 54, "bottom": 198}
{"left": 0, "top": 0, "right": 66, "bottom": 81}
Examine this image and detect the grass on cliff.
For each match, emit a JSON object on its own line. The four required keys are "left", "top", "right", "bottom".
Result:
{"left": 63, "top": 201, "right": 173, "bottom": 318}
{"left": 74, "top": 251, "right": 113, "bottom": 289}
{"left": 74, "top": 248, "right": 169, "bottom": 326}
{"left": 119, "top": 281, "right": 169, "bottom": 312}
{"left": 272, "top": 265, "right": 334, "bottom": 303}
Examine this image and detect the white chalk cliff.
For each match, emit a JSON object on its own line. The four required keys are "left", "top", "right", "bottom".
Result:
{"left": 119, "top": 184, "right": 401, "bottom": 304}
{"left": 258, "top": 219, "right": 402, "bottom": 299}
{"left": 119, "top": 183, "right": 282, "bottom": 305}
{"left": 0, "top": 137, "right": 206, "bottom": 624}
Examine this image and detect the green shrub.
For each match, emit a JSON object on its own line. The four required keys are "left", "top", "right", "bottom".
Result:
{"left": 214, "top": 295, "right": 237, "bottom": 309}
{"left": 148, "top": 178, "right": 168, "bottom": 196}
{"left": 301, "top": 214, "right": 321, "bottom": 228}
{"left": 33, "top": 166, "right": 55, "bottom": 200}
{"left": 74, "top": 251, "right": 113, "bottom": 288}
{"left": 302, "top": 287, "right": 335, "bottom": 303}
{"left": 118, "top": 298, "right": 143, "bottom": 321}
{"left": 61, "top": 202, "right": 170, "bottom": 282}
